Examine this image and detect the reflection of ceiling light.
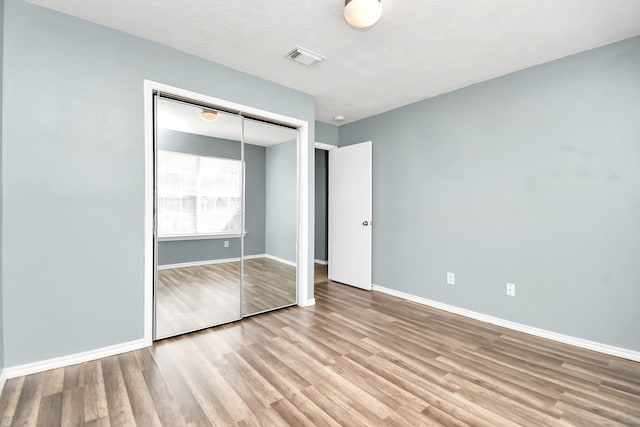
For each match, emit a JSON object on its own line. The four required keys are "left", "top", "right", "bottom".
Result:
{"left": 344, "top": 0, "right": 382, "bottom": 29}
{"left": 200, "top": 109, "right": 218, "bottom": 122}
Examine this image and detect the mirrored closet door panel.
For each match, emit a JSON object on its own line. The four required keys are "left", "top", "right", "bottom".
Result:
{"left": 242, "top": 119, "right": 298, "bottom": 316}
{"left": 155, "top": 98, "right": 243, "bottom": 339}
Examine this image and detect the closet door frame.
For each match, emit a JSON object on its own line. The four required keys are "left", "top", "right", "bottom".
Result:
{"left": 143, "top": 80, "right": 311, "bottom": 346}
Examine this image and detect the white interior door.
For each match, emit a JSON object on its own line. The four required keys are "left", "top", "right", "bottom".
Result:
{"left": 329, "top": 141, "right": 372, "bottom": 290}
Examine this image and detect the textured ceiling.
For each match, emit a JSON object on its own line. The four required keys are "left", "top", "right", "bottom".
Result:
{"left": 30, "top": 0, "right": 640, "bottom": 125}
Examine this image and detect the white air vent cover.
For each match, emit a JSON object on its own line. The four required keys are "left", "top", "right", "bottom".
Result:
{"left": 287, "top": 46, "right": 325, "bottom": 66}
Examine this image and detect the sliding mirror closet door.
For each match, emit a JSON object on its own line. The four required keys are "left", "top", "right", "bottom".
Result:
{"left": 155, "top": 98, "right": 243, "bottom": 339}
{"left": 242, "top": 119, "right": 298, "bottom": 316}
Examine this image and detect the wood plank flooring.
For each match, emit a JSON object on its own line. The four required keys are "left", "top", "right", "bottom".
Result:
{"left": 2, "top": 272, "right": 639, "bottom": 426}
{"left": 156, "top": 258, "right": 296, "bottom": 338}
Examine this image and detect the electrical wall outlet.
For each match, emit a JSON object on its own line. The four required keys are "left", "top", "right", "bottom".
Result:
{"left": 447, "top": 272, "right": 455, "bottom": 285}
{"left": 224, "top": 240, "right": 230, "bottom": 248}
{"left": 506, "top": 282, "right": 516, "bottom": 297}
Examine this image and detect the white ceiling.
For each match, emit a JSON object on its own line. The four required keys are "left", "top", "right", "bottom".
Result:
{"left": 31, "top": 0, "right": 640, "bottom": 125}
{"left": 157, "top": 98, "right": 297, "bottom": 146}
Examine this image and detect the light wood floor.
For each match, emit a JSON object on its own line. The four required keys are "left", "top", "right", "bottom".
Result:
{"left": 156, "top": 258, "right": 296, "bottom": 338}
{"left": 2, "top": 276, "right": 639, "bottom": 426}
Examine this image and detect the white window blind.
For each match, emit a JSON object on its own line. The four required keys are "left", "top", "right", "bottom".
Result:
{"left": 158, "top": 150, "right": 242, "bottom": 236}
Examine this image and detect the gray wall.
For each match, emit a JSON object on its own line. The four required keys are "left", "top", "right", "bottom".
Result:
{"left": 265, "top": 140, "right": 297, "bottom": 263}
{"left": 0, "top": 0, "right": 4, "bottom": 371}
{"left": 157, "top": 129, "right": 265, "bottom": 265}
{"left": 314, "top": 149, "right": 328, "bottom": 262}
{"left": 159, "top": 238, "right": 241, "bottom": 266}
{"left": 339, "top": 36, "right": 640, "bottom": 352}
{"left": 2, "top": 0, "right": 314, "bottom": 367}
{"left": 315, "top": 121, "right": 339, "bottom": 145}
{"left": 159, "top": 128, "right": 243, "bottom": 159}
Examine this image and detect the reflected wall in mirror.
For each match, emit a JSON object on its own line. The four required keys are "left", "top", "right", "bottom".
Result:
{"left": 155, "top": 98, "right": 242, "bottom": 339}
{"left": 242, "top": 120, "right": 298, "bottom": 316}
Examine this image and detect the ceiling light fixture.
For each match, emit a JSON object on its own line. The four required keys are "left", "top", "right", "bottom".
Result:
{"left": 344, "top": 0, "right": 382, "bottom": 29}
{"left": 199, "top": 109, "right": 218, "bottom": 122}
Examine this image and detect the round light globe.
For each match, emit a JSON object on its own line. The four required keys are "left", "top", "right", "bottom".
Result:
{"left": 344, "top": 0, "right": 382, "bottom": 29}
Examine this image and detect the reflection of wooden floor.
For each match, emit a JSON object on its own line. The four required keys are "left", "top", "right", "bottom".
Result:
{"left": 156, "top": 262, "right": 240, "bottom": 339}
{"left": 156, "top": 258, "right": 296, "bottom": 339}
{"left": 314, "top": 262, "right": 328, "bottom": 284}
{"left": 243, "top": 258, "right": 296, "bottom": 315}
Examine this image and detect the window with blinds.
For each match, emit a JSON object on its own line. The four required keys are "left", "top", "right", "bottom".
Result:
{"left": 157, "top": 150, "right": 242, "bottom": 236}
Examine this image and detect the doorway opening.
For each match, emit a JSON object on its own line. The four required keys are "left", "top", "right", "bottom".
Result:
{"left": 314, "top": 146, "right": 329, "bottom": 285}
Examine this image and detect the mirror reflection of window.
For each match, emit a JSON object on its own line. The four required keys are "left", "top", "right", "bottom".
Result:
{"left": 158, "top": 150, "right": 242, "bottom": 236}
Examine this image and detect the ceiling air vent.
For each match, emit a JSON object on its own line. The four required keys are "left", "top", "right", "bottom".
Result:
{"left": 287, "top": 46, "right": 325, "bottom": 66}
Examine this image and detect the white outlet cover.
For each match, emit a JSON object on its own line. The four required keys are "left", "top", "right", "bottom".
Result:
{"left": 506, "top": 282, "right": 516, "bottom": 296}
{"left": 447, "top": 272, "right": 455, "bottom": 285}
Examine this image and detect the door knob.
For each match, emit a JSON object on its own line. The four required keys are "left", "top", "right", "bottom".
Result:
{"left": 362, "top": 220, "right": 369, "bottom": 226}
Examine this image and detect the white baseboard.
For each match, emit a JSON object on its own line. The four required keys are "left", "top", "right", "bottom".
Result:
{"left": 372, "top": 285, "right": 640, "bottom": 363}
{"left": 264, "top": 254, "right": 297, "bottom": 267}
{"left": 158, "top": 254, "right": 265, "bottom": 270}
{"left": 243, "top": 254, "right": 267, "bottom": 260}
{"left": 299, "top": 298, "right": 316, "bottom": 307}
{"left": 0, "top": 369, "right": 6, "bottom": 393}
{"left": 314, "top": 259, "right": 328, "bottom": 265}
{"left": 159, "top": 254, "right": 294, "bottom": 271}
{"left": 4, "top": 339, "right": 147, "bottom": 379}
